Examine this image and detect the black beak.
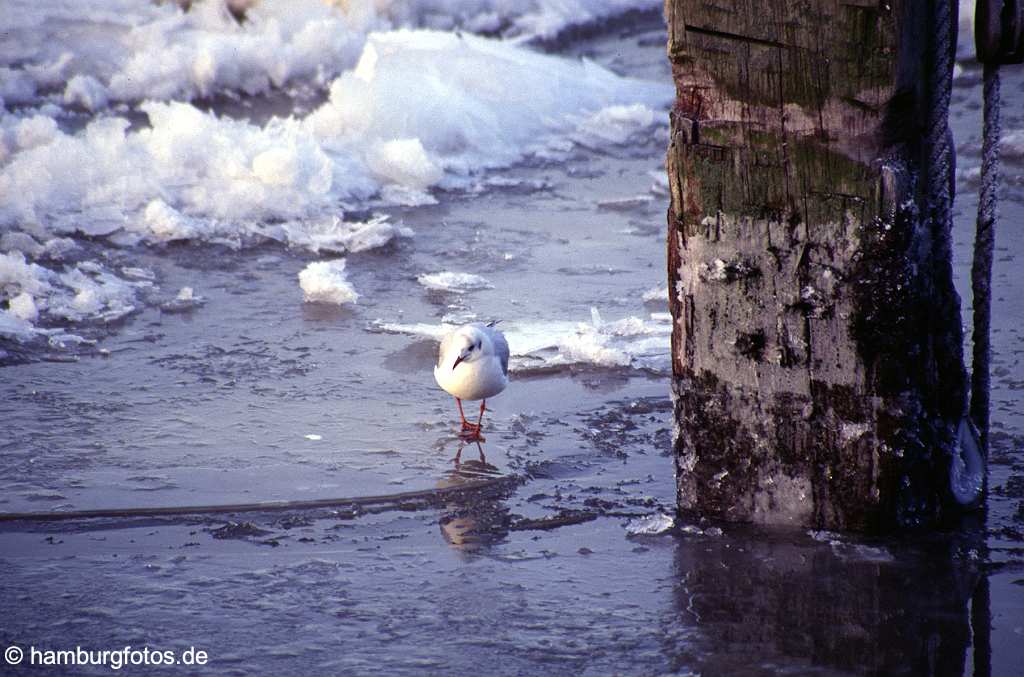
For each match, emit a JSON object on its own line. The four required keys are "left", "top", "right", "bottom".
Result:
{"left": 453, "top": 355, "right": 464, "bottom": 371}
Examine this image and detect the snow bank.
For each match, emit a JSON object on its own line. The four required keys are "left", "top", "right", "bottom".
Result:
{"left": 372, "top": 307, "right": 671, "bottom": 373}
{"left": 299, "top": 259, "right": 359, "bottom": 304}
{"left": 303, "top": 29, "right": 672, "bottom": 187}
{"left": 0, "top": 29, "right": 671, "bottom": 248}
{"left": 0, "top": 3, "right": 668, "bottom": 339}
{"left": 0, "top": 103, "right": 343, "bottom": 236}
{"left": 1, "top": 0, "right": 661, "bottom": 112}
{"left": 1, "top": 0, "right": 375, "bottom": 111}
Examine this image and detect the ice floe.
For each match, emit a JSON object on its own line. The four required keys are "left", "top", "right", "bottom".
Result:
{"left": 161, "top": 287, "right": 207, "bottom": 314}
{"left": 625, "top": 512, "right": 674, "bottom": 535}
{"left": 372, "top": 306, "right": 671, "bottom": 373}
{"left": 0, "top": 308, "right": 37, "bottom": 341}
{"left": 641, "top": 285, "right": 668, "bottom": 302}
{"left": 417, "top": 272, "right": 494, "bottom": 293}
{"left": 0, "top": 250, "right": 149, "bottom": 340}
{"left": 299, "top": 258, "right": 359, "bottom": 305}
{"left": 573, "top": 103, "right": 659, "bottom": 146}
{"left": 272, "top": 214, "right": 414, "bottom": 254}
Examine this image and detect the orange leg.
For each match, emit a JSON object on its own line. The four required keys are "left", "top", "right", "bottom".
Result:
{"left": 455, "top": 398, "right": 479, "bottom": 431}
{"left": 455, "top": 398, "right": 485, "bottom": 441}
{"left": 476, "top": 399, "right": 487, "bottom": 430}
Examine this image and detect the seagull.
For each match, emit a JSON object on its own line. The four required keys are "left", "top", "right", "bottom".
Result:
{"left": 434, "top": 321, "right": 509, "bottom": 440}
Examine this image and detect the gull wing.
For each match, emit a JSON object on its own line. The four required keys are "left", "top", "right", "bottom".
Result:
{"left": 487, "top": 326, "right": 510, "bottom": 376}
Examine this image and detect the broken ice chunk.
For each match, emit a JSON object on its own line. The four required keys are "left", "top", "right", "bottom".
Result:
{"left": 299, "top": 259, "right": 358, "bottom": 305}
{"left": 625, "top": 512, "right": 674, "bottom": 536}
{"left": 161, "top": 287, "right": 206, "bottom": 313}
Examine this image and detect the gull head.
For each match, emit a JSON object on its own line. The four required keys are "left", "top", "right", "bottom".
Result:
{"left": 450, "top": 325, "right": 491, "bottom": 370}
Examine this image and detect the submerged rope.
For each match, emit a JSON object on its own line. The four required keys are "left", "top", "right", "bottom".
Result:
{"left": 970, "top": 62, "right": 1000, "bottom": 458}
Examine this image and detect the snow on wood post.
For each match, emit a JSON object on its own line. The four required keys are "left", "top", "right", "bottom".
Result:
{"left": 665, "top": 0, "right": 972, "bottom": 530}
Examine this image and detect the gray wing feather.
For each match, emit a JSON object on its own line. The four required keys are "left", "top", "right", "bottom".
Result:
{"left": 488, "top": 327, "right": 510, "bottom": 376}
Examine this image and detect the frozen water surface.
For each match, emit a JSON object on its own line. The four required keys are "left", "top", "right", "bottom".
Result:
{"left": 1, "top": 3, "right": 1023, "bottom": 675}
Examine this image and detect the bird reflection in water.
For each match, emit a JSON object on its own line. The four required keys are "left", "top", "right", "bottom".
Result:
{"left": 436, "top": 438, "right": 511, "bottom": 552}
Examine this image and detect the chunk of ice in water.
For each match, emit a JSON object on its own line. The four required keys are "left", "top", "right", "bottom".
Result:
{"left": 417, "top": 271, "right": 493, "bottom": 293}
{"left": 625, "top": 512, "right": 674, "bottom": 536}
{"left": 648, "top": 169, "right": 670, "bottom": 195}
{"left": 807, "top": 530, "right": 843, "bottom": 545}
{"left": 1, "top": 231, "right": 44, "bottom": 257}
{"left": 642, "top": 285, "right": 668, "bottom": 302}
{"left": 573, "top": 103, "right": 659, "bottom": 146}
{"left": 120, "top": 266, "right": 155, "bottom": 281}
{"left": 0, "top": 308, "right": 37, "bottom": 341}
{"left": 161, "top": 286, "right": 206, "bottom": 313}
{"left": 299, "top": 259, "right": 359, "bottom": 305}
{"left": 9, "top": 292, "right": 38, "bottom": 321}
{"left": 596, "top": 195, "right": 654, "bottom": 211}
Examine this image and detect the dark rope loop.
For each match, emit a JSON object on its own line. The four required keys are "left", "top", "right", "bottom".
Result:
{"left": 970, "top": 63, "right": 1000, "bottom": 459}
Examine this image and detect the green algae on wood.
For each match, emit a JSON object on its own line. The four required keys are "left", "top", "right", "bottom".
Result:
{"left": 666, "top": 0, "right": 968, "bottom": 530}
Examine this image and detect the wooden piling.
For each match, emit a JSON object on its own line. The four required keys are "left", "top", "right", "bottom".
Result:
{"left": 665, "top": 0, "right": 968, "bottom": 529}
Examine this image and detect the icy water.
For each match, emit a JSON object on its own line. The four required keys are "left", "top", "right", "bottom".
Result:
{"left": 2, "top": 5, "right": 1023, "bottom": 676}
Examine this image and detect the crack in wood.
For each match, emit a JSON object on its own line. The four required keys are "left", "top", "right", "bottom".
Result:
{"left": 683, "top": 24, "right": 788, "bottom": 50}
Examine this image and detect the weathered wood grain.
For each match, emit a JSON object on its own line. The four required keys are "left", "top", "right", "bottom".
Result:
{"left": 666, "top": 0, "right": 967, "bottom": 529}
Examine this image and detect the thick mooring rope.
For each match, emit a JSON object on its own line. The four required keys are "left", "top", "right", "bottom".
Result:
{"left": 926, "top": 0, "right": 956, "bottom": 263}
{"left": 931, "top": 0, "right": 990, "bottom": 508}
{"left": 970, "top": 62, "right": 1000, "bottom": 457}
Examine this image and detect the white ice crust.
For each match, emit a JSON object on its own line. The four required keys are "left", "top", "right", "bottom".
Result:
{"left": 373, "top": 307, "right": 671, "bottom": 374}
{"left": 417, "top": 272, "right": 494, "bottom": 293}
{"left": 0, "top": 1, "right": 667, "bottom": 338}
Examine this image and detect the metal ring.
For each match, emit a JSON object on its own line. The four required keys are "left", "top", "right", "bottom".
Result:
{"left": 1004, "top": 0, "right": 1024, "bottom": 64}
{"left": 976, "top": 0, "right": 1006, "bottom": 63}
{"left": 976, "top": 0, "right": 1024, "bottom": 63}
